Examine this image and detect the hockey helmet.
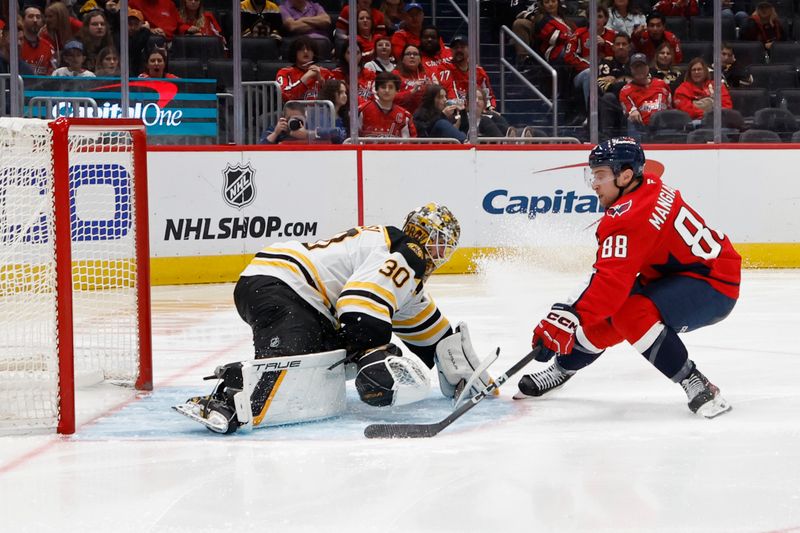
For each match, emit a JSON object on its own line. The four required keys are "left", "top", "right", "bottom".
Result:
{"left": 586, "top": 137, "right": 645, "bottom": 188}
{"left": 402, "top": 203, "right": 460, "bottom": 278}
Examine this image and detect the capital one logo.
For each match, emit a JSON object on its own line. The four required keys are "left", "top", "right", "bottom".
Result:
{"left": 222, "top": 163, "right": 256, "bottom": 209}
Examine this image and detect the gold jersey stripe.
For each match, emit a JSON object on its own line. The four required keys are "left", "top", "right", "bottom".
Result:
{"left": 337, "top": 297, "right": 392, "bottom": 319}
{"left": 394, "top": 317, "right": 450, "bottom": 342}
{"left": 265, "top": 247, "right": 332, "bottom": 309}
{"left": 393, "top": 299, "right": 436, "bottom": 327}
{"left": 251, "top": 258, "right": 303, "bottom": 278}
{"left": 253, "top": 369, "right": 287, "bottom": 426}
{"left": 343, "top": 281, "right": 398, "bottom": 310}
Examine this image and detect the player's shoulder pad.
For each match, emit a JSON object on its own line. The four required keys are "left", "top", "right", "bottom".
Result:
{"left": 385, "top": 226, "right": 428, "bottom": 280}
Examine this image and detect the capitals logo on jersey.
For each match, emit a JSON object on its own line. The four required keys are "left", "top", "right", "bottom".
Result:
{"left": 607, "top": 199, "right": 633, "bottom": 218}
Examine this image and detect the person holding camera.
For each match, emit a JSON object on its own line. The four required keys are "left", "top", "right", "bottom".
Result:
{"left": 260, "top": 102, "right": 313, "bottom": 144}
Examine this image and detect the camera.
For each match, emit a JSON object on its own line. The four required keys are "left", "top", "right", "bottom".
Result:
{"left": 288, "top": 117, "right": 304, "bottom": 131}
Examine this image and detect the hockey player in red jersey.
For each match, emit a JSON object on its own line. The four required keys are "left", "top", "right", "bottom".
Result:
{"left": 515, "top": 138, "right": 741, "bottom": 418}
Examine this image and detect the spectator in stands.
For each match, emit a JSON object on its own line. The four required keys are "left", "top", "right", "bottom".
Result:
{"left": 512, "top": 0, "right": 580, "bottom": 71}
{"left": 390, "top": 2, "right": 425, "bottom": 60}
{"left": 127, "top": 9, "right": 151, "bottom": 78}
{"left": 52, "top": 40, "right": 95, "bottom": 76}
{"left": 21, "top": 4, "right": 56, "bottom": 75}
{"left": 316, "top": 79, "right": 350, "bottom": 143}
{"left": 413, "top": 84, "right": 466, "bottom": 142}
{"left": 80, "top": 0, "right": 121, "bottom": 40}
{"left": 650, "top": 41, "right": 682, "bottom": 93}
{"left": 276, "top": 35, "right": 334, "bottom": 100}
{"left": 379, "top": 0, "right": 407, "bottom": 34}
{"left": 596, "top": 33, "right": 634, "bottom": 137}
{"left": 437, "top": 35, "right": 496, "bottom": 109}
{"left": 740, "top": 2, "right": 785, "bottom": 53}
{"left": 653, "top": 0, "right": 699, "bottom": 18}
{"left": 260, "top": 101, "right": 314, "bottom": 144}
{"left": 633, "top": 13, "right": 683, "bottom": 64}
{"left": 418, "top": 25, "right": 451, "bottom": 72}
{"left": 607, "top": 0, "right": 646, "bottom": 38}
{"left": 720, "top": 0, "right": 750, "bottom": 28}
{"left": 364, "top": 35, "right": 396, "bottom": 72}
{"left": 393, "top": 43, "right": 436, "bottom": 112}
{"left": 139, "top": 48, "right": 179, "bottom": 78}
{"left": 94, "top": 45, "right": 120, "bottom": 76}
{"left": 718, "top": 42, "right": 753, "bottom": 88}
{"left": 673, "top": 57, "right": 732, "bottom": 121}
{"left": 570, "top": 5, "right": 617, "bottom": 118}
{"left": 358, "top": 71, "right": 416, "bottom": 137}
{"left": 130, "top": 0, "right": 183, "bottom": 41}
{"left": 180, "top": 0, "right": 226, "bottom": 48}
{"left": 280, "top": 0, "right": 333, "bottom": 56}
{"left": 469, "top": 88, "right": 511, "bottom": 138}
{"left": 242, "top": 0, "right": 282, "bottom": 39}
{"left": 619, "top": 52, "right": 672, "bottom": 141}
{"left": 354, "top": 9, "right": 381, "bottom": 64}
{"left": 1, "top": 23, "right": 35, "bottom": 75}
{"left": 78, "top": 10, "right": 114, "bottom": 72}
{"left": 41, "top": 2, "right": 82, "bottom": 58}
{"left": 336, "top": 0, "right": 386, "bottom": 42}
{"left": 330, "top": 40, "right": 376, "bottom": 104}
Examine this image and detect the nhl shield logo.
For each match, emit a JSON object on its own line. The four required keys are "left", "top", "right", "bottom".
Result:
{"left": 222, "top": 163, "right": 256, "bottom": 209}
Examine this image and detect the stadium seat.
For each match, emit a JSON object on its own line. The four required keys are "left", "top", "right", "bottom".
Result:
{"left": 753, "top": 107, "right": 799, "bottom": 139}
{"left": 730, "top": 88, "right": 771, "bottom": 119}
{"left": 730, "top": 41, "right": 768, "bottom": 66}
{"left": 256, "top": 60, "right": 286, "bottom": 82}
{"left": 777, "top": 88, "right": 800, "bottom": 115}
{"left": 665, "top": 17, "right": 689, "bottom": 40}
{"left": 242, "top": 37, "right": 281, "bottom": 62}
{"left": 690, "top": 17, "right": 736, "bottom": 41}
{"left": 686, "top": 128, "right": 736, "bottom": 143}
{"left": 769, "top": 42, "right": 800, "bottom": 66}
{"left": 747, "top": 64, "right": 798, "bottom": 90}
{"left": 791, "top": 130, "right": 800, "bottom": 142}
{"left": 171, "top": 36, "right": 225, "bottom": 63}
{"left": 679, "top": 42, "right": 712, "bottom": 65}
{"left": 739, "top": 128, "right": 782, "bottom": 142}
{"left": 169, "top": 58, "right": 205, "bottom": 80}
{"left": 700, "top": 109, "right": 744, "bottom": 130}
{"left": 206, "top": 58, "right": 256, "bottom": 91}
{"left": 649, "top": 109, "right": 692, "bottom": 133}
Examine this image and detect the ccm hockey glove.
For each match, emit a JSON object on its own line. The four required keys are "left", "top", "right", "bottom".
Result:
{"left": 532, "top": 303, "right": 580, "bottom": 362}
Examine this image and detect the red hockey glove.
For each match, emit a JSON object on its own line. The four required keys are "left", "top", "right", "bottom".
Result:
{"left": 532, "top": 303, "right": 580, "bottom": 362}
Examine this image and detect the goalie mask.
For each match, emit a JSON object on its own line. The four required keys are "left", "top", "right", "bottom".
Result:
{"left": 402, "top": 203, "right": 460, "bottom": 279}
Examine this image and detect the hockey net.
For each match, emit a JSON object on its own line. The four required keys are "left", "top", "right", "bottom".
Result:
{"left": 0, "top": 117, "right": 152, "bottom": 434}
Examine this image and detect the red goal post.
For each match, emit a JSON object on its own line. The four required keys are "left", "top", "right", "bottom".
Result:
{"left": 0, "top": 117, "right": 152, "bottom": 435}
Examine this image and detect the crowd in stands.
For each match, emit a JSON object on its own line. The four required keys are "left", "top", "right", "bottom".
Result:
{"left": 2, "top": 0, "right": 800, "bottom": 143}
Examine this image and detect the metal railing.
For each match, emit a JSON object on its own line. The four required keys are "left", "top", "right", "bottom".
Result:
{"left": 0, "top": 74, "right": 24, "bottom": 117}
{"left": 477, "top": 136, "right": 581, "bottom": 144}
{"left": 217, "top": 93, "right": 235, "bottom": 144}
{"left": 287, "top": 100, "right": 336, "bottom": 130}
{"left": 499, "top": 25, "right": 558, "bottom": 136}
{"left": 26, "top": 97, "right": 99, "bottom": 119}
{"left": 242, "top": 81, "right": 282, "bottom": 145}
{"left": 344, "top": 137, "right": 463, "bottom": 144}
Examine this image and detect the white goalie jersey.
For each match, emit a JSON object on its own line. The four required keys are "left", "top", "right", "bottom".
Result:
{"left": 239, "top": 225, "right": 452, "bottom": 358}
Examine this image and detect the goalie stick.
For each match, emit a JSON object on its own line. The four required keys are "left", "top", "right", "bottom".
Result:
{"left": 363, "top": 345, "right": 542, "bottom": 439}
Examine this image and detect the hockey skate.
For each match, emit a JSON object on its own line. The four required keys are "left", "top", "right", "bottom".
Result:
{"left": 173, "top": 395, "right": 240, "bottom": 434}
{"left": 513, "top": 360, "right": 574, "bottom": 400}
{"left": 680, "top": 365, "right": 731, "bottom": 419}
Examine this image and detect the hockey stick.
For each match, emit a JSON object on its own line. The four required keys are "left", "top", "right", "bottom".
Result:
{"left": 363, "top": 345, "right": 542, "bottom": 439}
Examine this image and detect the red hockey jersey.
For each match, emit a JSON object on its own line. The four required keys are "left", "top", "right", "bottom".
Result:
{"left": 632, "top": 30, "right": 683, "bottom": 63}
{"left": 653, "top": 0, "right": 699, "bottom": 17}
{"left": 330, "top": 67, "right": 377, "bottom": 104}
{"left": 436, "top": 62, "right": 497, "bottom": 108}
{"left": 619, "top": 78, "right": 672, "bottom": 125}
{"left": 569, "top": 26, "right": 617, "bottom": 72}
{"left": 673, "top": 80, "right": 732, "bottom": 119}
{"left": 573, "top": 173, "right": 741, "bottom": 326}
{"left": 276, "top": 65, "right": 334, "bottom": 101}
{"left": 358, "top": 98, "right": 417, "bottom": 137}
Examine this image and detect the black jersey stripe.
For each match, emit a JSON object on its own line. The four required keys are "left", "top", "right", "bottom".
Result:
{"left": 255, "top": 251, "right": 337, "bottom": 316}
{"left": 393, "top": 308, "right": 443, "bottom": 334}
{"left": 340, "top": 289, "right": 395, "bottom": 317}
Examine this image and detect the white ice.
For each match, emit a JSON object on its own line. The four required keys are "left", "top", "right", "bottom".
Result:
{"left": 2, "top": 257, "right": 800, "bottom": 533}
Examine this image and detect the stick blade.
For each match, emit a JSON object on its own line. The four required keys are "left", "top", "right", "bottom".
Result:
{"left": 363, "top": 422, "right": 442, "bottom": 439}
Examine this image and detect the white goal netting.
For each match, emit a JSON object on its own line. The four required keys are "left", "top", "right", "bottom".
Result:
{"left": 0, "top": 118, "right": 149, "bottom": 433}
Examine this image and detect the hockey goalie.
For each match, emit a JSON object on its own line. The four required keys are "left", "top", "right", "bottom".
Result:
{"left": 174, "top": 203, "right": 496, "bottom": 433}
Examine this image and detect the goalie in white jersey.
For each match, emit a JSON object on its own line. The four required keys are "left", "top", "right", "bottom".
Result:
{"left": 174, "top": 203, "right": 496, "bottom": 433}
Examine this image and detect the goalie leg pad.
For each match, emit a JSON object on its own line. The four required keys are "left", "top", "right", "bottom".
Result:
{"left": 355, "top": 344, "right": 431, "bottom": 407}
{"left": 434, "top": 322, "right": 494, "bottom": 399}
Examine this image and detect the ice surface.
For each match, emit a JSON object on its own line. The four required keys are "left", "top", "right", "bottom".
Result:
{"left": 2, "top": 264, "right": 800, "bottom": 533}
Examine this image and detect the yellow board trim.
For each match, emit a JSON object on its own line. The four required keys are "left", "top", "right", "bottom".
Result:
{"left": 149, "top": 244, "right": 800, "bottom": 286}
{"left": 253, "top": 369, "right": 287, "bottom": 427}
{"left": 336, "top": 296, "right": 392, "bottom": 318}
{"left": 342, "top": 281, "right": 398, "bottom": 310}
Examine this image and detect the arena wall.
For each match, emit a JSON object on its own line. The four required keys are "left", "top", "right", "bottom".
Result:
{"left": 148, "top": 144, "right": 800, "bottom": 284}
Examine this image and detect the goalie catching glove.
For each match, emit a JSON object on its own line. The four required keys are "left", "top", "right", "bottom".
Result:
{"left": 355, "top": 344, "right": 431, "bottom": 407}
{"left": 532, "top": 303, "right": 580, "bottom": 362}
{"left": 434, "top": 322, "right": 497, "bottom": 403}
